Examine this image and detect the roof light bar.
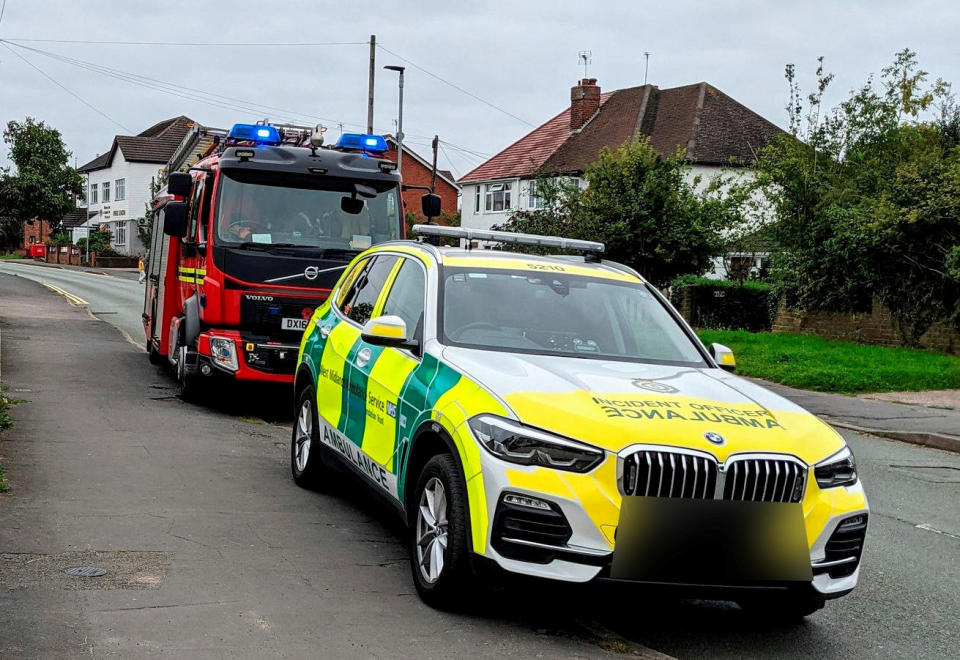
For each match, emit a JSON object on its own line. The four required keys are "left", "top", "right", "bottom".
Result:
{"left": 228, "top": 123, "right": 281, "bottom": 144}
{"left": 335, "top": 133, "right": 388, "bottom": 153}
{"left": 411, "top": 224, "right": 604, "bottom": 254}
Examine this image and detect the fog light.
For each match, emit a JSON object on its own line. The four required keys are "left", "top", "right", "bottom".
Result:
{"left": 209, "top": 337, "right": 238, "bottom": 371}
{"left": 502, "top": 493, "right": 552, "bottom": 511}
{"left": 200, "top": 363, "right": 212, "bottom": 376}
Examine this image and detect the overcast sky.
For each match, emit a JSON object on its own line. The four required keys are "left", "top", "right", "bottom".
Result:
{"left": 1, "top": 0, "right": 958, "bottom": 180}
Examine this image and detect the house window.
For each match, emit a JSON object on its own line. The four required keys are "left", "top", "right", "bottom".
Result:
{"left": 115, "top": 222, "right": 126, "bottom": 246}
{"left": 90, "top": 184, "right": 98, "bottom": 204}
{"left": 474, "top": 186, "right": 480, "bottom": 213}
{"left": 484, "top": 182, "right": 512, "bottom": 212}
{"left": 102, "top": 181, "right": 110, "bottom": 203}
{"left": 528, "top": 180, "right": 546, "bottom": 209}
{"left": 115, "top": 178, "right": 125, "bottom": 201}
{"left": 29, "top": 236, "right": 36, "bottom": 244}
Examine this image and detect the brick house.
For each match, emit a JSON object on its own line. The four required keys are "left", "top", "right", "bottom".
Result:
{"left": 20, "top": 208, "right": 88, "bottom": 250}
{"left": 76, "top": 116, "right": 195, "bottom": 256}
{"left": 458, "top": 78, "right": 784, "bottom": 248}
{"left": 381, "top": 137, "right": 460, "bottom": 221}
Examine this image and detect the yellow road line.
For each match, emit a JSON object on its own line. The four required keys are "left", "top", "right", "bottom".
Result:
{"left": 42, "top": 282, "right": 89, "bottom": 307}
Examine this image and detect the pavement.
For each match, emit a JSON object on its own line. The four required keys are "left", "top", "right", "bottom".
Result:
{"left": 1, "top": 268, "right": 959, "bottom": 658}
{"left": 757, "top": 380, "right": 960, "bottom": 452}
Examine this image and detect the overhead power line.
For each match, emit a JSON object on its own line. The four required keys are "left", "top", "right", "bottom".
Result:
{"left": 0, "top": 41, "right": 131, "bottom": 133}
{"left": 0, "top": 37, "right": 368, "bottom": 47}
{"left": 376, "top": 44, "right": 534, "bottom": 128}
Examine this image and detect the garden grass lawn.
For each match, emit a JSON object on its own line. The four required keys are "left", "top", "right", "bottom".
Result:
{"left": 697, "top": 330, "right": 960, "bottom": 394}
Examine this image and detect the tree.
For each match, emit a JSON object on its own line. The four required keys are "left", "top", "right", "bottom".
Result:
{"left": 0, "top": 118, "right": 84, "bottom": 249}
{"left": 137, "top": 169, "right": 168, "bottom": 253}
{"left": 753, "top": 50, "right": 960, "bottom": 344}
{"left": 494, "top": 138, "right": 731, "bottom": 288}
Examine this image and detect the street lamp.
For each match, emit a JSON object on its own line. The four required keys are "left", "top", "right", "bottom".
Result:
{"left": 383, "top": 65, "right": 405, "bottom": 176}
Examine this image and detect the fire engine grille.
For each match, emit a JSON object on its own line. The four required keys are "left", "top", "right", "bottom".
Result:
{"left": 620, "top": 449, "right": 806, "bottom": 503}
{"left": 240, "top": 296, "right": 316, "bottom": 334}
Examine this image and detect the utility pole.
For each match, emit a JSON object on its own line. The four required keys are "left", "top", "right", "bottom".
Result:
{"left": 430, "top": 135, "right": 439, "bottom": 192}
{"left": 643, "top": 52, "right": 651, "bottom": 85}
{"left": 366, "top": 35, "right": 376, "bottom": 134}
{"left": 384, "top": 65, "right": 405, "bottom": 175}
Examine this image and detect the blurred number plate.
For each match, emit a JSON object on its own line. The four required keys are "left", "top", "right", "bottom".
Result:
{"left": 611, "top": 497, "right": 812, "bottom": 583}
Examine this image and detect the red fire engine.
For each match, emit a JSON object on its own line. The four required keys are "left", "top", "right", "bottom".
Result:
{"left": 142, "top": 123, "right": 418, "bottom": 396}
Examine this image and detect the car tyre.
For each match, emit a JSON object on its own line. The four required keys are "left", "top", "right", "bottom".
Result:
{"left": 737, "top": 591, "right": 825, "bottom": 621}
{"left": 291, "top": 385, "right": 333, "bottom": 489}
{"left": 409, "top": 453, "right": 474, "bottom": 609}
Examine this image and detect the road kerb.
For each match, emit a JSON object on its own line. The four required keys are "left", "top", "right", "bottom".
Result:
{"left": 823, "top": 416, "right": 960, "bottom": 454}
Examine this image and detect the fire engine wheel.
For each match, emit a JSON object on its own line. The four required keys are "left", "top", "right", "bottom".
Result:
{"left": 291, "top": 385, "right": 333, "bottom": 490}
{"left": 175, "top": 345, "right": 199, "bottom": 400}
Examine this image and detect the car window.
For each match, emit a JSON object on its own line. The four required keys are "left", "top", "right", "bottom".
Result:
{"left": 380, "top": 258, "right": 426, "bottom": 340}
{"left": 336, "top": 258, "right": 369, "bottom": 309}
{"left": 339, "top": 255, "right": 399, "bottom": 325}
{"left": 441, "top": 268, "right": 705, "bottom": 366}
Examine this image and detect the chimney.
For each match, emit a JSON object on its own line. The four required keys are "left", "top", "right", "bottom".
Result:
{"left": 570, "top": 78, "right": 600, "bottom": 131}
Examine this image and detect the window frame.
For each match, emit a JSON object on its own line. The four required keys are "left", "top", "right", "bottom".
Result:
{"left": 115, "top": 221, "right": 126, "bottom": 246}
{"left": 102, "top": 181, "right": 111, "bottom": 203}
{"left": 483, "top": 181, "right": 512, "bottom": 213}
{"left": 115, "top": 178, "right": 125, "bottom": 201}
{"left": 90, "top": 183, "right": 98, "bottom": 205}
{"left": 378, "top": 256, "right": 429, "bottom": 350}
{"left": 334, "top": 254, "right": 401, "bottom": 328}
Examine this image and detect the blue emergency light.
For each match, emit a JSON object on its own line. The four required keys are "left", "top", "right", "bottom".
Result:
{"left": 229, "top": 123, "right": 281, "bottom": 144}
{"left": 335, "top": 133, "right": 388, "bottom": 153}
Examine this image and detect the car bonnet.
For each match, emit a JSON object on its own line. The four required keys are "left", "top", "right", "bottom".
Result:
{"left": 441, "top": 346, "right": 845, "bottom": 465}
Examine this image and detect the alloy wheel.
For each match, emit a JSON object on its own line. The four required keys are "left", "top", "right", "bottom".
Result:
{"left": 416, "top": 477, "right": 449, "bottom": 583}
{"left": 294, "top": 399, "right": 312, "bottom": 472}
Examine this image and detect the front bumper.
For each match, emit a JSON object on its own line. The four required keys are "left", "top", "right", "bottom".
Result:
{"left": 471, "top": 447, "right": 868, "bottom": 598}
{"left": 198, "top": 331, "right": 298, "bottom": 383}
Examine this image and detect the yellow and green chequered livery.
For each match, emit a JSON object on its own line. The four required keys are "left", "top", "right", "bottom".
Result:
{"left": 291, "top": 237, "right": 869, "bottom": 616}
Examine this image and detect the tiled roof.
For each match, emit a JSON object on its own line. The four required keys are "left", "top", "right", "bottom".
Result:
{"left": 458, "top": 82, "right": 783, "bottom": 183}
{"left": 61, "top": 208, "right": 88, "bottom": 228}
{"left": 77, "top": 116, "right": 195, "bottom": 172}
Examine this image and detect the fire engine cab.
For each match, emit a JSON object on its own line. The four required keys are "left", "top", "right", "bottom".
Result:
{"left": 142, "top": 122, "right": 410, "bottom": 396}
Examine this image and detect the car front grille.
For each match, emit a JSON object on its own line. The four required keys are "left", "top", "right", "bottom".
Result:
{"left": 492, "top": 498, "right": 572, "bottom": 563}
{"left": 620, "top": 449, "right": 806, "bottom": 503}
{"left": 820, "top": 514, "right": 868, "bottom": 578}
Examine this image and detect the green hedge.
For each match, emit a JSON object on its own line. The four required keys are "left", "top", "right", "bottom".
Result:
{"left": 670, "top": 275, "right": 780, "bottom": 332}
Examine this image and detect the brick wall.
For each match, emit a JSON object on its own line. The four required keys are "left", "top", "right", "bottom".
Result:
{"left": 773, "top": 299, "right": 960, "bottom": 356}
{"left": 42, "top": 245, "right": 85, "bottom": 266}
{"left": 21, "top": 219, "right": 52, "bottom": 250}
{"left": 382, "top": 143, "right": 459, "bottom": 221}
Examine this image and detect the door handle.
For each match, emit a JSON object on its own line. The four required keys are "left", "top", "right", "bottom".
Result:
{"left": 356, "top": 347, "right": 372, "bottom": 368}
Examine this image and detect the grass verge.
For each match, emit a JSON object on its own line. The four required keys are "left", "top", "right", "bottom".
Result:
{"left": 0, "top": 253, "right": 25, "bottom": 260}
{"left": 697, "top": 329, "right": 960, "bottom": 394}
{"left": 0, "top": 387, "right": 17, "bottom": 492}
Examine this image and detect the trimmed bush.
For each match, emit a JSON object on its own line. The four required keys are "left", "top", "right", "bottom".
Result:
{"left": 670, "top": 275, "right": 780, "bottom": 332}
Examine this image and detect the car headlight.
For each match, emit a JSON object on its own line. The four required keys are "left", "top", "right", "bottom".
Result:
{"left": 814, "top": 446, "right": 858, "bottom": 489}
{"left": 209, "top": 337, "right": 238, "bottom": 371}
{"left": 468, "top": 414, "right": 603, "bottom": 473}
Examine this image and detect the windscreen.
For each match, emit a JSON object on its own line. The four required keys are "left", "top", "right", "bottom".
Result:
{"left": 441, "top": 268, "right": 706, "bottom": 366}
{"left": 215, "top": 171, "right": 401, "bottom": 250}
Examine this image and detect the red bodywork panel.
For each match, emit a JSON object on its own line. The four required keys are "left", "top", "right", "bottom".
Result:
{"left": 144, "top": 144, "right": 402, "bottom": 385}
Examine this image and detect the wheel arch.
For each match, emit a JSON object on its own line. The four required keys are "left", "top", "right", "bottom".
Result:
{"left": 403, "top": 422, "right": 471, "bottom": 527}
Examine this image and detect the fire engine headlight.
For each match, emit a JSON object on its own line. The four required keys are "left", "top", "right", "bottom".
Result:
{"left": 468, "top": 414, "right": 603, "bottom": 473}
{"left": 209, "top": 337, "right": 238, "bottom": 372}
{"left": 814, "top": 446, "right": 858, "bottom": 489}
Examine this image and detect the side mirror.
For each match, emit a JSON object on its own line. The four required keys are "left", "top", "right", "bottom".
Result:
{"left": 361, "top": 315, "right": 418, "bottom": 350}
{"left": 421, "top": 193, "right": 442, "bottom": 219}
{"left": 341, "top": 196, "right": 365, "bottom": 215}
{"left": 710, "top": 343, "right": 736, "bottom": 372}
{"left": 163, "top": 201, "right": 188, "bottom": 238}
{"left": 168, "top": 172, "right": 192, "bottom": 197}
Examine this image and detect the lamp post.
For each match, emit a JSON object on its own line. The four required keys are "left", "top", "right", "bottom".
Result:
{"left": 384, "top": 65, "right": 405, "bottom": 176}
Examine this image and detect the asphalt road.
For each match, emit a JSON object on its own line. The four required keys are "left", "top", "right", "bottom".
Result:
{"left": 0, "top": 260, "right": 146, "bottom": 348}
{"left": 1, "top": 270, "right": 958, "bottom": 659}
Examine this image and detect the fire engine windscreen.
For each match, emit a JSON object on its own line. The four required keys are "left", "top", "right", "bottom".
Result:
{"left": 215, "top": 171, "right": 401, "bottom": 250}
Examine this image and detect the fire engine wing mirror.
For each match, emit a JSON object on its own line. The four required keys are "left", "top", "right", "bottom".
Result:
{"left": 168, "top": 172, "right": 192, "bottom": 198}
{"left": 341, "top": 196, "right": 365, "bottom": 215}
{"left": 360, "top": 315, "right": 418, "bottom": 350}
{"left": 163, "top": 201, "right": 189, "bottom": 238}
{"left": 421, "top": 193, "right": 442, "bottom": 219}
